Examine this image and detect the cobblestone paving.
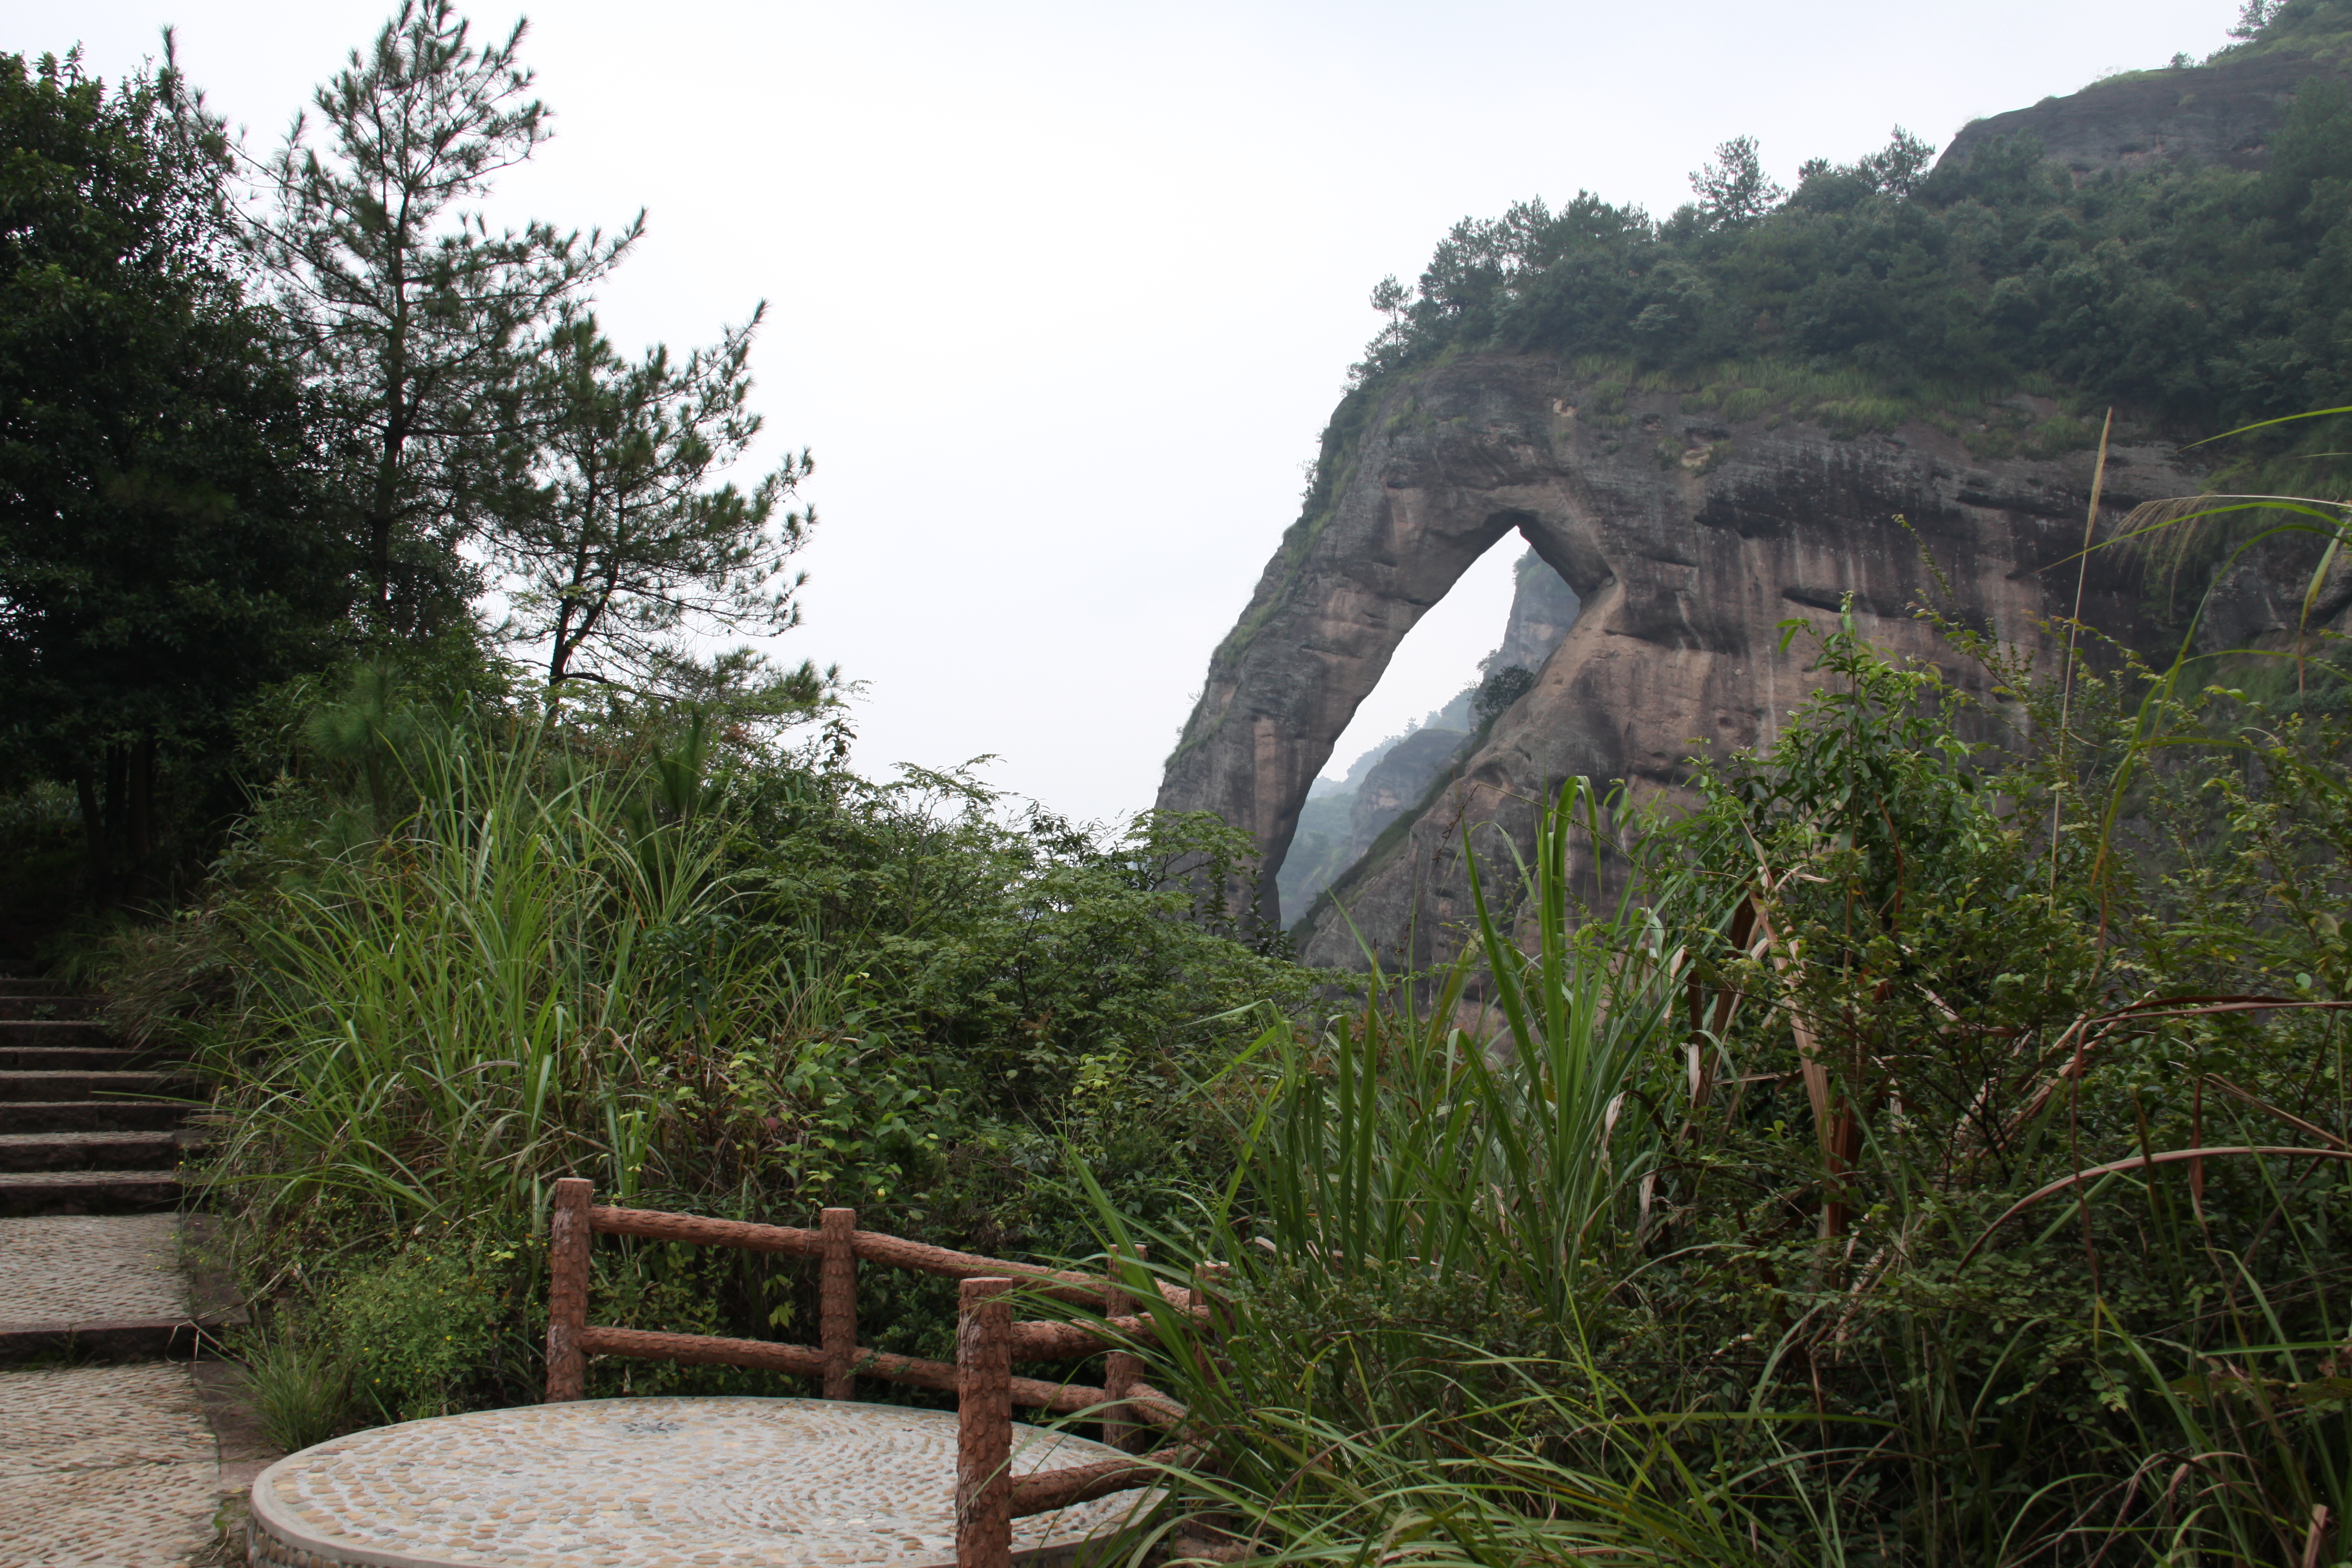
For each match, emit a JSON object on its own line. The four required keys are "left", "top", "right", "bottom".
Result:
{"left": 0, "top": 1167, "right": 178, "bottom": 1185}
{"left": 0, "top": 1362, "right": 222, "bottom": 1568}
{"left": 0, "top": 1212, "right": 185, "bottom": 1322}
{"left": 254, "top": 1396, "right": 1153, "bottom": 1568}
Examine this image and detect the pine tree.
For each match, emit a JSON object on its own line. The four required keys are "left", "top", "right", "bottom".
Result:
{"left": 1690, "top": 136, "right": 1786, "bottom": 227}
{"left": 498, "top": 305, "right": 815, "bottom": 692}
{"left": 255, "top": 1, "right": 637, "bottom": 639}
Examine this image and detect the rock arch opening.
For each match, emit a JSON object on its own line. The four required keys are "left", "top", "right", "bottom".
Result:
{"left": 1273, "top": 536, "right": 1581, "bottom": 926}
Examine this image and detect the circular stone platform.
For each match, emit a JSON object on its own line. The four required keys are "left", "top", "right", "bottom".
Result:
{"left": 247, "top": 1396, "right": 1155, "bottom": 1568}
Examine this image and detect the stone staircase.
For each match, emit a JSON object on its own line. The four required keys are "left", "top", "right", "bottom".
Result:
{"left": 0, "top": 956, "right": 233, "bottom": 1363}
{"left": 0, "top": 960, "right": 208, "bottom": 1233}
{"left": 0, "top": 955, "right": 271, "bottom": 1566}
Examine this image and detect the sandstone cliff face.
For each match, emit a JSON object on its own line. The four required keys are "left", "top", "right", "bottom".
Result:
{"left": 1350, "top": 725, "right": 1470, "bottom": 848}
{"left": 1156, "top": 353, "right": 2211, "bottom": 967}
{"left": 1940, "top": 50, "right": 2347, "bottom": 177}
{"left": 1486, "top": 553, "right": 1581, "bottom": 678}
{"left": 1163, "top": 49, "right": 2352, "bottom": 968}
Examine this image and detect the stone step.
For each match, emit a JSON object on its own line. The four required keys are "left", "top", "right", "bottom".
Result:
{"left": 0, "top": 1099, "right": 195, "bottom": 1133}
{"left": 0, "top": 1167, "right": 183, "bottom": 1216}
{"left": 0, "top": 1019, "right": 114, "bottom": 1048}
{"left": 0, "top": 978, "right": 70, "bottom": 994}
{"left": 0, "top": 1129, "right": 203, "bottom": 1172}
{"left": 0, "top": 1311, "right": 238, "bottom": 1360}
{"left": 0, "top": 1069, "right": 198, "bottom": 1103}
{"left": 0, "top": 994, "right": 99, "bottom": 1021}
{"left": 0, "top": 1044, "right": 152, "bottom": 1072}
{"left": 0, "top": 1212, "right": 246, "bottom": 1362}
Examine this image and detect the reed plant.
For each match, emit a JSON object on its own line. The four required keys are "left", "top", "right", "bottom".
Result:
{"left": 208, "top": 708, "right": 786, "bottom": 1224}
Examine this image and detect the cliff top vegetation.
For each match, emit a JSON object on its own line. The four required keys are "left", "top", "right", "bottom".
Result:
{"left": 1338, "top": 0, "right": 2352, "bottom": 466}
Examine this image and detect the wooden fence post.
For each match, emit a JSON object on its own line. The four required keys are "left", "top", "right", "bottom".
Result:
{"left": 1189, "top": 1260, "right": 1228, "bottom": 1311}
{"left": 1102, "top": 1243, "right": 1145, "bottom": 1451}
{"left": 821, "top": 1207, "right": 857, "bottom": 1400}
{"left": 956, "top": 1277, "right": 1014, "bottom": 1568}
{"left": 545, "top": 1177, "right": 592, "bottom": 1402}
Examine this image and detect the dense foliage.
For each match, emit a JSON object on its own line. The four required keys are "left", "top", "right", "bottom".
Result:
{"left": 83, "top": 673, "right": 1300, "bottom": 1423}
{"left": 1108, "top": 598, "right": 2352, "bottom": 1566}
{"left": 0, "top": 50, "right": 350, "bottom": 899}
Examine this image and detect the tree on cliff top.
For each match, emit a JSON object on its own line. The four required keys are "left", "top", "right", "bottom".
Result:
{"left": 1347, "top": 80, "right": 2352, "bottom": 444}
{"left": 1690, "top": 136, "right": 1785, "bottom": 226}
{"left": 2230, "top": 0, "right": 2352, "bottom": 44}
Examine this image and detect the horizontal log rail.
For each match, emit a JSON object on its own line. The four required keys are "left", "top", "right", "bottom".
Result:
{"left": 1119, "top": 1380, "right": 1191, "bottom": 1430}
{"left": 1010, "top": 1446, "right": 1204, "bottom": 1517}
{"left": 587, "top": 1204, "right": 818, "bottom": 1256}
{"left": 1011, "top": 1309, "right": 1204, "bottom": 1360}
{"left": 850, "top": 1228, "right": 1104, "bottom": 1302}
{"left": 588, "top": 1199, "right": 1199, "bottom": 1312}
{"left": 577, "top": 1324, "right": 825, "bottom": 1375}
{"left": 547, "top": 1178, "right": 1213, "bottom": 1568}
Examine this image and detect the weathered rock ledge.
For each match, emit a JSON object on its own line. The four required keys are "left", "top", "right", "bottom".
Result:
{"left": 1941, "top": 47, "right": 2350, "bottom": 178}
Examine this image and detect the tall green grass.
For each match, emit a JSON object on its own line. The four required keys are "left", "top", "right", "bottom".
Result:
{"left": 205, "top": 708, "right": 833, "bottom": 1226}
{"left": 162, "top": 678, "right": 1308, "bottom": 1417}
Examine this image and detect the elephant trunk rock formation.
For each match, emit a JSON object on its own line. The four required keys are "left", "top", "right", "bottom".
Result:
{"left": 1156, "top": 354, "right": 2204, "bottom": 970}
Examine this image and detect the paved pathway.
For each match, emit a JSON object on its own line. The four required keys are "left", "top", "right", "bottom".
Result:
{"left": 0, "top": 962, "right": 272, "bottom": 1568}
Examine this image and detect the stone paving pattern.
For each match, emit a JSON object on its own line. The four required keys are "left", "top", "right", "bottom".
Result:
{"left": 252, "top": 1396, "right": 1154, "bottom": 1568}
{"left": 0, "top": 1212, "right": 186, "bottom": 1322}
{"left": 0, "top": 1362, "right": 223, "bottom": 1568}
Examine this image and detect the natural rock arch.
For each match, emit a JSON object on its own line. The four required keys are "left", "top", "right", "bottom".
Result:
{"left": 1157, "top": 352, "right": 2203, "bottom": 967}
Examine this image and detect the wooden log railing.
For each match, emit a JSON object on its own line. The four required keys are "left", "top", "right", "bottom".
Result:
{"left": 543, "top": 1177, "right": 1207, "bottom": 1568}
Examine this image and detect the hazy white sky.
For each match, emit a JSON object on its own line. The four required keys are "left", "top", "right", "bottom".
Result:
{"left": 47, "top": 0, "right": 2237, "bottom": 820}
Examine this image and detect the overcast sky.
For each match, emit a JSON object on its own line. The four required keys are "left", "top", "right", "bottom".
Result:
{"left": 49, "top": 0, "right": 2237, "bottom": 822}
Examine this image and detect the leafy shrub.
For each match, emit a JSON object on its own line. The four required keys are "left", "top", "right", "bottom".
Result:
{"left": 106, "top": 675, "right": 1314, "bottom": 1414}
{"left": 1472, "top": 665, "right": 1534, "bottom": 725}
{"left": 329, "top": 1249, "right": 507, "bottom": 1423}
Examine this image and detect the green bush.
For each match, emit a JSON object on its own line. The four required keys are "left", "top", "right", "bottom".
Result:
{"left": 105, "top": 672, "right": 1314, "bottom": 1415}
{"left": 329, "top": 1249, "right": 508, "bottom": 1423}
